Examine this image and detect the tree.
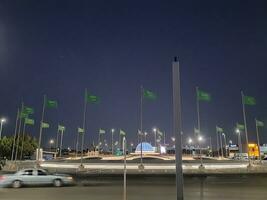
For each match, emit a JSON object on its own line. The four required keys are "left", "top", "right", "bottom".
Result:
{"left": 0, "top": 135, "right": 37, "bottom": 160}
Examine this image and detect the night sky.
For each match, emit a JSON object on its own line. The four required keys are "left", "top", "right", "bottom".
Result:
{"left": 1, "top": 0, "right": 267, "bottom": 149}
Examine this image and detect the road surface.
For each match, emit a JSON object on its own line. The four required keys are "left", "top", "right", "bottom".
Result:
{"left": 0, "top": 175, "right": 267, "bottom": 200}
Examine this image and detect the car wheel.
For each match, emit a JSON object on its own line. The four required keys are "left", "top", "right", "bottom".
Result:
{"left": 12, "top": 180, "right": 22, "bottom": 188}
{"left": 53, "top": 179, "right": 62, "bottom": 187}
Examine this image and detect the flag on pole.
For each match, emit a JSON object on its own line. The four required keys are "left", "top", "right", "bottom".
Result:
{"left": 243, "top": 95, "right": 256, "bottom": 105}
{"left": 216, "top": 126, "right": 223, "bottom": 133}
{"left": 85, "top": 90, "right": 99, "bottom": 104}
{"left": 23, "top": 106, "right": 34, "bottom": 115}
{"left": 143, "top": 89, "right": 157, "bottom": 100}
{"left": 138, "top": 130, "right": 142, "bottom": 135}
{"left": 120, "top": 129, "right": 126, "bottom": 136}
{"left": 41, "top": 122, "right": 50, "bottom": 128}
{"left": 46, "top": 99, "right": 58, "bottom": 108}
{"left": 158, "top": 130, "right": 163, "bottom": 136}
{"left": 236, "top": 123, "right": 245, "bottom": 130}
{"left": 58, "top": 125, "right": 66, "bottom": 132}
{"left": 25, "top": 118, "right": 34, "bottom": 125}
{"left": 256, "top": 120, "right": 264, "bottom": 127}
{"left": 20, "top": 111, "right": 28, "bottom": 119}
{"left": 78, "top": 127, "right": 84, "bottom": 134}
{"left": 99, "top": 129, "right": 106, "bottom": 134}
{"left": 197, "top": 89, "right": 211, "bottom": 101}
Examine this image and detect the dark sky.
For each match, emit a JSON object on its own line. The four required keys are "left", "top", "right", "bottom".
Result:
{"left": 0, "top": 0, "right": 267, "bottom": 149}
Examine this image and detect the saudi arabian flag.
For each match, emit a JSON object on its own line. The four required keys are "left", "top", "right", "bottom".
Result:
{"left": 158, "top": 130, "right": 163, "bottom": 136}
{"left": 58, "top": 125, "right": 66, "bottom": 132}
{"left": 256, "top": 120, "right": 264, "bottom": 127}
{"left": 25, "top": 118, "right": 34, "bottom": 125}
{"left": 46, "top": 99, "right": 58, "bottom": 108}
{"left": 99, "top": 129, "right": 106, "bottom": 134}
{"left": 85, "top": 90, "right": 99, "bottom": 104}
{"left": 243, "top": 95, "right": 256, "bottom": 105}
{"left": 78, "top": 127, "right": 84, "bottom": 134}
{"left": 216, "top": 126, "right": 223, "bottom": 133}
{"left": 236, "top": 123, "right": 245, "bottom": 130}
{"left": 197, "top": 89, "right": 211, "bottom": 101}
{"left": 41, "top": 122, "right": 49, "bottom": 128}
{"left": 23, "top": 106, "right": 34, "bottom": 115}
{"left": 20, "top": 111, "right": 28, "bottom": 119}
{"left": 120, "top": 129, "right": 126, "bottom": 136}
{"left": 143, "top": 89, "right": 157, "bottom": 100}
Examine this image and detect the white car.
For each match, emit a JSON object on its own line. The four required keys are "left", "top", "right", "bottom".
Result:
{"left": 0, "top": 168, "right": 74, "bottom": 188}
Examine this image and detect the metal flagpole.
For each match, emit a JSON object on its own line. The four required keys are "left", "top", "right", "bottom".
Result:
{"left": 59, "top": 130, "right": 64, "bottom": 157}
{"left": 123, "top": 136, "right": 127, "bottom": 200}
{"left": 140, "top": 85, "right": 144, "bottom": 168}
{"left": 196, "top": 87, "right": 201, "bottom": 136}
{"left": 241, "top": 91, "right": 251, "bottom": 165}
{"left": 11, "top": 108, "right": 20, "bottom": 161}
{"left": 15, "top": 102, "right": 24, "bottom": 162}
{"left": 19, "top": 120, "right": 26, "bottom": 161}
{"left": 255, "top": 119, "right": 261, "bottom": 163}
{"left": 56, "top": 128, "right": 60, "bottom": 153}
{"left": 216, "top": 128, "right": 220, "bottom": 157}
{"left": 80, "top": 89, "right": 87, "bottom": 167}
{"left": 75, "top": 131, "right": 79, "bottom": 158}
{"left": 172, "top": 57, "right": 184, "bottom": 200}
{"left": 37, "top": 95, "right": 46, "bottom": 165}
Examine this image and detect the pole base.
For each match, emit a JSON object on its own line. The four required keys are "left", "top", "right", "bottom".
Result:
{"left": 138, "top": 164, "right": 145, "bottom": 172}
{"left": 78, "top": 164, "right": 85, "bottom": 171}
{"left": 199, "top": 164, "right": 205, "bottom": 170}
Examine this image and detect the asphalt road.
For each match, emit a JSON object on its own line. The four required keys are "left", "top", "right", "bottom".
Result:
{"left": 1, "top": 175, "right": 267, "bottom": 200}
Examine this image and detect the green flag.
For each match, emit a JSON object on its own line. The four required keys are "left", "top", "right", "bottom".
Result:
{"left": 120, "top": 129, "right": 126, "bottom": 136}
{"left": 78, "top": 127, "right": 84, "bottom": 134}
{"left": 23, "top": 106, "right": 34, "bottom": 115}
{"left": 25, "top": 118, "right": 34, "bottom": 125}
{"left": 256, "top": 120, "right": 264, "bottom": 127}
{"left": 20, "top": 111, "right": 28, "bottom": 119}
{"left": 236, "top": 123, "right": 245, "bottom": 130}
{"left": 85, "top": 90, "right": 99, "bottom": 103}
{"left": 46, "top": 99, "right": 58, "bottom": 108}
{"left": 41, "top": 122, "right": 49, "bottom": 128}
{"left": 158, "top": 130, "right": 163, "bottom": 136}
{"left": 216, "top": 126, "right": 223, "bottom": 133}
{"left": 143, "top": 89, "right": 157, "bottom": 100}
{"left": 58, "top": 125, "right": 66, "bottom": 132}
{"left": 243, "top": 95, "right": 256, "bottom": 105}
{"left": 197, "top": 89, "right": 211, "bottom": 101}
{"left": 99, "top": 129, "right": 105, "bottom": 134}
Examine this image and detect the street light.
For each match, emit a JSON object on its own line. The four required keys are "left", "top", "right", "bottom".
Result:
{"left": 0, "top": 118, "right": 7, "bottom": 139}
{"left": 188, "top": 138, "right": 193, "bottom": 156}
{"left": 153, "top": 128, "right": 157, "bottom": 150}
{"left": 235, "top": 128, "right": 242, "bottom": 153}
{"left": 222, "top": 133, "right": 227, "bottom": 157}
{"left": 198, "top": 136, "right": 204, "bottom": 167}
{"left": 49, "top": 139, "right": 54, "bottom": 152}
{"left": 144, "top": 132, "right": 148, "bottom": 142}
{"left": 111, "top": 128, "right": 115, "bottom": 155}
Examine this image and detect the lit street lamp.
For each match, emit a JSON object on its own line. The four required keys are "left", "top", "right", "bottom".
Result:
{"left": 222, "top": 133, "right": 227, "bottom": 157}
{"left": 235, "top": 128, "right": 242, "bottom": 153}
{"left": 49, "top": 139, "right": 54, "bottom": 152}
{"left": 0, "top": 118, "right": 7, "bottom": 139}
{"left": 188, "top": 138, "right": 193, "bottom": 155}
{"left": 153, "top": 128, "right": 157, "bottom": 147}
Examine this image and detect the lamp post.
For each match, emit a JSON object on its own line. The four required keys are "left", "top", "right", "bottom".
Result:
{"left": 144, "top": 132, "right": 148, "bottom": 142}
{"left": 111, "top": 128, "right": 115, "bottom": 155}
{"left": 49, "top": 139, "right": 54, "bottom": 152}
{"left": 0, "top": 118, "right": 7, "bottom": 139}
{"left": 153, "top": 128, "right": 157, "bottom": 148}
{"left": 198, "top": 136, "right": 203, "bottom": 167}
{"left": 235, "top": 128, "right": 242, "bottom": 153}
{"left": 222, "top": 133, "right": 227, "bottom": 157}
{"left": 188, "top": 138, "right": 193, "bottom": 156}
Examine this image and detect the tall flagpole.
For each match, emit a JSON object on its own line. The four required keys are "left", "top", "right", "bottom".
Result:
{"left": 255, "top": 119, "right": 261, "bottom": 163}
{"left": 37, "top": 95, "right": 46, "bottom": 165}
{"left": 15, "top": 102, "right": 24, "bottom": 162}
{"left": 75, "top": 131, "right": 79, "bottom": 158}
{"left": 123, "top": 136, "right": 127, "bottom": 200}
{"left": 19, "top": 120, "right": 26, "bottom": 161}
{"left": 80, "top": 88, "right": 87, "bottom": 167}
{"left": 59, "top": 130, "right": 64, "bottom": 157}
{"left": 216, "top": 128, "right": 220, "bottom": 157}
{"left": 241, "top": 91, "right": 251, "bottom": 165}
{"left": 56, "top": 127, "right": 60, "bottom": 153}
{"left": 11, "top": 108, "right": 20, "bottom": 161}
{"left": 140, "top": 85, "right": 143, "bottom": 167}
{"left": 219, "top": 132, "right": 224, "bottom": 157}
{"left": 196, "top": 87, "right": 201, "bottom": 135}
{"left": 173, "top": 57, "right": 184, "bottom": 200}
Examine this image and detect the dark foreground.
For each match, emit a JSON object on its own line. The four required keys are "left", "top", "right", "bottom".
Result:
{"left": 0, "top": 175, "right": 267, "bottom": 200}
